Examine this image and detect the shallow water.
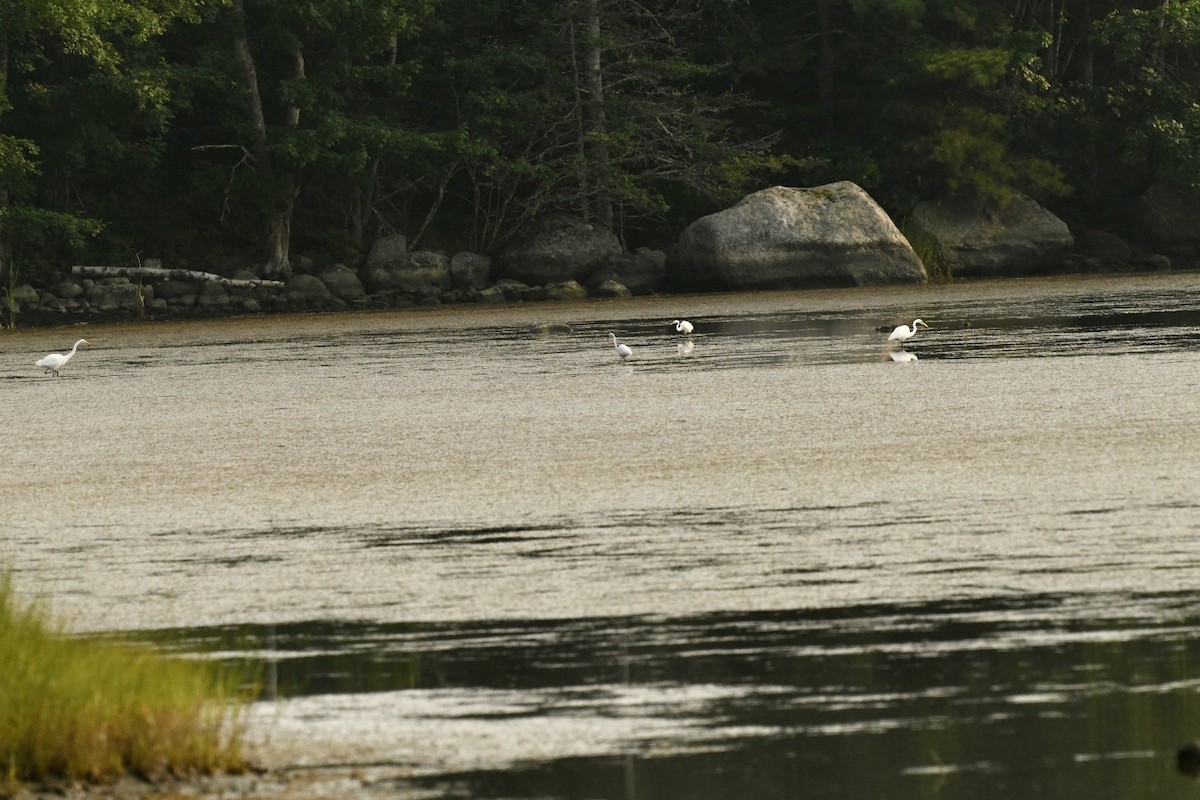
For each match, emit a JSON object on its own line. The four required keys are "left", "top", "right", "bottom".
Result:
{"left": 4, "top": 272, "right": 1200, "bottom": 798}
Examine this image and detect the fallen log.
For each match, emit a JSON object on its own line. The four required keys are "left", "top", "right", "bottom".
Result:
{"left": 72, "top": 265, "right": 285, "bottom": 288}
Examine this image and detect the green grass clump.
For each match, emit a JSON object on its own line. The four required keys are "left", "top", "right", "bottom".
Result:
{"left": 901, "top": 223, "right": 954, "bottom": 281}
{"left": 0, "top": 575, "right": 251, "bottom": 786}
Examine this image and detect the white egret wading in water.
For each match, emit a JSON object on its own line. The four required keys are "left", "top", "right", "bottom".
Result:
{"left": 608, "top": 333, "right": 633, "bottom": 360}
{"left": 36, "top": 338, "right": 89, "bottom": 377}
{"left": 670, "top": 319, "right": 694, "bottom": 335}
{"left": 888, "top": 319, "right": 927, "bottom": 344}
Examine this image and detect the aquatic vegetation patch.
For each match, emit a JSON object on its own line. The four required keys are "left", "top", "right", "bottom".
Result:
{"left": 901, "top": 223, "right": 953, "bottom": 280}
{"left": 0, "top": 574, "right": 251, "bottom": 787}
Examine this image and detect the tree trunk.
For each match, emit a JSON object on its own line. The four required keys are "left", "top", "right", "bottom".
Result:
{"left": 1078, "top": 0, "right": 1099, "bottom": 203}
{"left": 351, "top": 157, "right": 380, "bottom": 247}
{"left": 229, "top": 0, "right": 269, "bottom": 166}
{"left": 817, "top": 0, "right": 834, "bottom": 107}
{"left": 1154, "top": 0, "right": 1170, "bottom": 73}
{"left": 583, "top": 0, "right": 613, "bottom": 231}
{"left": 1043, "top": 0, "right": 1058, "bottom": 81}
{"left": 567, "top": 21, "right": 591, "bottom": 222}
{"left": 0, "top": 34, "right": 11, "bottom": 284}
{"left": 411, "top": 162, "right": 457, "bottom": 248}
{"left": 228, "top": 0, "right": 293, "bottom": 277}
{"left": 1077, "top": 0, "right": 1093, "bottom": 87}
{"left": 351, "top": 37, "right": 397, "bottom": 247}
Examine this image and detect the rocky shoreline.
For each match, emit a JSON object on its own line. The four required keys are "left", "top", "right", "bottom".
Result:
{"left": 3, "top": 181, "right": 1186, "bottom": 330}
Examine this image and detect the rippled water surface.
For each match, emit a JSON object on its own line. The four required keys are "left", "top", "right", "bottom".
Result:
{"left": 5, "top": 273, "right": 1200, "bottom": 798}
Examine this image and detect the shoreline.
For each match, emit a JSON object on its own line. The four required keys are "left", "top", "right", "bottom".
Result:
{"left": 2, "top": 252, "right": 1182, "bottom": 333}
{"left": 7, "top": 267, "right": 1198, "bottom": 339}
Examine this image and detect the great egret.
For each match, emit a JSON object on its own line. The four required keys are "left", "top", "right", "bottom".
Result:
{"left": 608, "top": 333, "right": 632, "bottom": 360}
{"left": 888, "top": 319, "right": 928, "bottom": 343}
{"left": 670, "top": 319, "right": 694, "bottom": 335}
{"left": 36, "top": 338, "right": 89, "bottom": 377}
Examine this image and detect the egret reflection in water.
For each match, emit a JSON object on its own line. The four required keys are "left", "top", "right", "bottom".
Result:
{"left": 888, "top": 349, "right": 918, "bottom": 363}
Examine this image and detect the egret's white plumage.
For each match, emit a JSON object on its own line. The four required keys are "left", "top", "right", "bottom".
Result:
{"left": 670, "top": 319, "right": 694, "bottom": 335}
{"left": 888, "top": 319, "right": 927, "bottom": 343}
{"left": 608, "top": 333, "right": 632, "bottom": 360}
{"left": 36, "top": 338, "right": 89, "bottom": 377}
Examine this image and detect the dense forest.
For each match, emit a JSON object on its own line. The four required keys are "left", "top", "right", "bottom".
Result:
{"left": 1, "top": 0, "right": 1197, "bottom": 286}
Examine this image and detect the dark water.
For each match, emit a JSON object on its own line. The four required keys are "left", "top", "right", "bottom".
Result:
{"left": 5, "top": 272, "right": 1200, "bottom": 798}
{"left": 164, "top": 593, "right": 1200, "bottom": 799}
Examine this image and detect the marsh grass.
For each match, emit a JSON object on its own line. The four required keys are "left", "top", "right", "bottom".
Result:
{"left": 0, "top": 575, "right": 252, "bottom": 787}
{"left": 902, "top": 224, "right": 953, "bottom": 281}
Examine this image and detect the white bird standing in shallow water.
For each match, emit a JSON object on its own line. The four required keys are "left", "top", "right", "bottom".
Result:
{"left": 608, "top": 333, "right": 632, "bottom": 360}
{"left": 36, "top": 338, "right": 89, "bottom": 377}
{"left": 888, "top": 319, "right": 927, "bottom": 344}
{"left": 670, "top": 319, "right": 694, "bottom": 335}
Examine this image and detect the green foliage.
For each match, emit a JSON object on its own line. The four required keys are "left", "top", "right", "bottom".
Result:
{"left": 917, "top": 107, "right": 1068, "bottom": 207}
{"left": 0, "top": 204, "right": 102, "bottom": 277}
{"left": 1083, "top": 0, "right": 1200, "bottom": 191}
{"left": 924, "top": 46, "right": 1013, "bottom": 89}
{"left": 0, "top": 136, "right": 40, "bottom": 192}
{"left": 0, "top": 574, "right": 250, "bottom": 784}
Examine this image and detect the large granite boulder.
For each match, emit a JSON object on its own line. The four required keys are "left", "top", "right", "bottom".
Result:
{"left": 542, "top": 280, "right": 588, "bottom": 301}
{"left": 318, "top": 263, "right": 366, "bottom": 301}
{"left": 907, "top": 193, "right": 1073, "bottom": 278}
{"left": 668, "top": 183, "right": 926, "bottom": 290}
{"left": 362, "top": 248, "right": 452, "bottom": 294}
{"left": 588, "top": 248, "right": 666, "bottom": 295}
{"left": 449, "top": 252, "right": 492, "bottom": 291}
{"left": 499, "top": 216, "right": 622, "bottom": 285}
{"left": 1123, "top": 182, "right": 1200, "bottom": 256}
{"left": 154, "top": 280, "right": 198, "bottom": 305}
{"left": 366, "top": 234, "right": 408, "bottom": 265}
{"left": 197, "top": 280, "right": 231, "bottom": 309}
{"left": 285, "top": 274, "right": 332, "bottom": 299}
{"left": 12, "top": 284, "right": 40, "bottom": 308}
{"left": 594, "top": 279, "right": 632, "bottom": 298}
{"left": 85, "top": 280, "right": 143, "bottom": 311}
{"left": 54, "top": 280, "right": 84, "bottom": 301}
